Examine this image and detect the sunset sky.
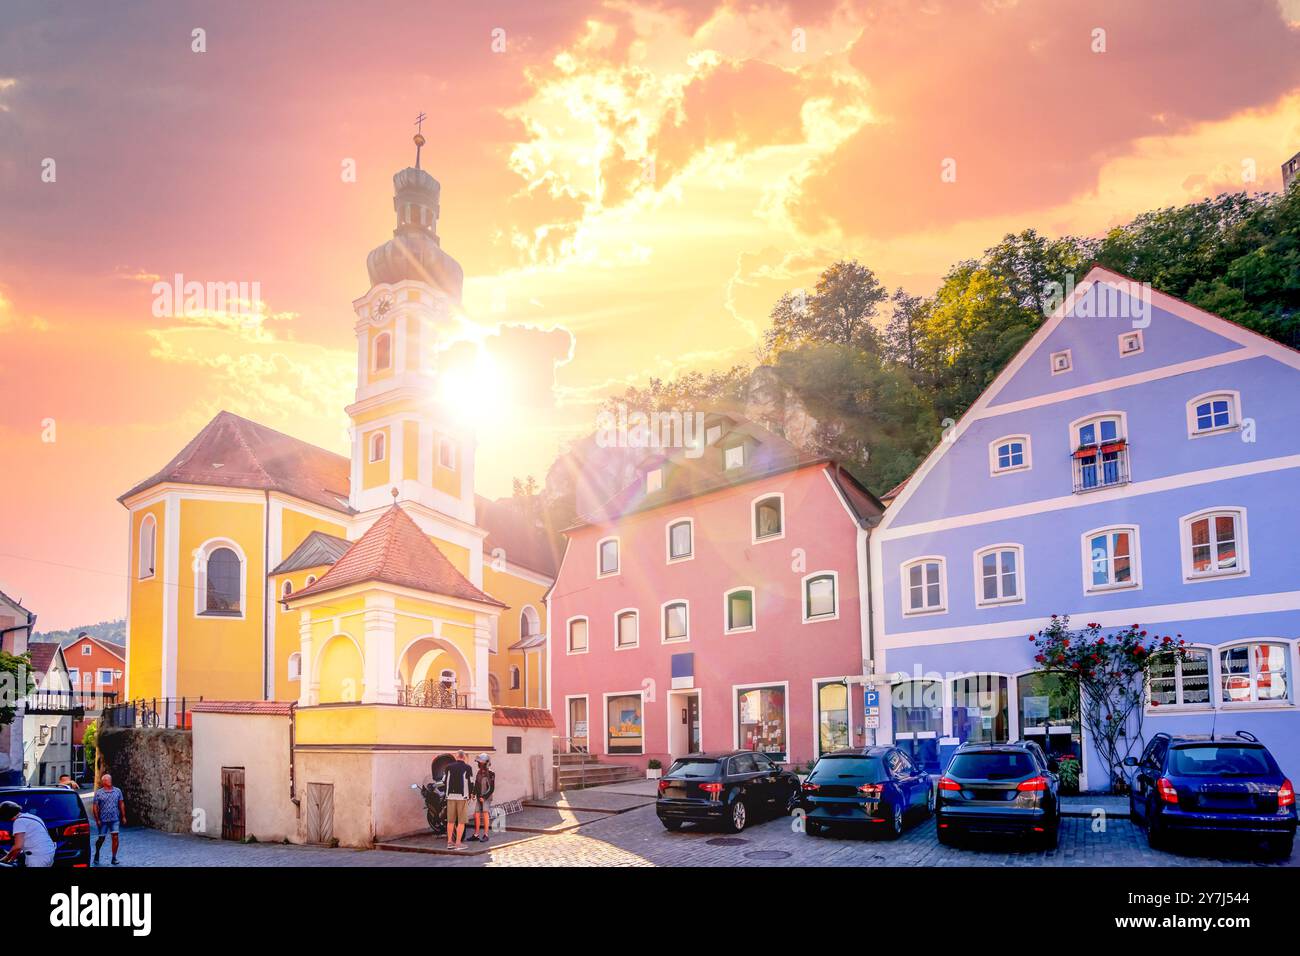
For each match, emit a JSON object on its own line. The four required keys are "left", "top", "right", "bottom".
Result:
{"left": 3, "top": 0, "right": 1300, "bottom": 629}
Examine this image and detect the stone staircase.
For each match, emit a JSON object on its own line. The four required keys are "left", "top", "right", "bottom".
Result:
{"left": 553, "top": 751, "right": 643, "bottom": 790}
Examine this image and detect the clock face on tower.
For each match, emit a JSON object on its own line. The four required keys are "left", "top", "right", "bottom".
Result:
{"left": 374, "top": 294, "right": 393, "bottom": 318}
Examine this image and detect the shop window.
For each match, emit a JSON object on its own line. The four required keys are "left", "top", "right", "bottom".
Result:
{"left": 891, "top": 680, "right": 943, "bottom": 773}
{"left": 1148, "top": 649, "right": 1210, "bottom": 708}
{"left": 606, "top": 694, "right": 643, "bottom": 754}
{"left": 736, "top": 685, "right": 787, "bottom": 762}
{"left": 951, "top": 674, "right": 1008, "bottom": 744}
{"left": 816, "top": 680, "right": 849, "bottom": 755}
{"left": 1016, "top": 672, "right": 1081, "bottom": 764}
{"left": 1220, "top": 642, "right": 1289, "bottom": 704}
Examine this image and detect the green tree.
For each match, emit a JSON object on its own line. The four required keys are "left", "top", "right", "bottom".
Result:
{"left": 763, "top": 260, "right": 887, "bottom": 354}
{"left": 1, "top": 650, "right": 34, "bottom": 730}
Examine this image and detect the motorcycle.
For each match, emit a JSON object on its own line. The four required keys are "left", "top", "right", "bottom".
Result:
{"left": 410, "top": 753, "right": 455, "bottom": 836}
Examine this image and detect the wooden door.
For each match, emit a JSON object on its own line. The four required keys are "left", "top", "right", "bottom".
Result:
{"left": 304, "top": 782, "right": 334, "bottom": 845}
{"left": 220, "top": 767, "right": 245, "bottom": 842}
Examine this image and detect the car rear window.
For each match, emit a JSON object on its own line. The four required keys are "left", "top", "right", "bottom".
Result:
{"left": 807, "top": 757, "right": 887, "bottom": 784}
{"left": 948, "top": 752, "right": 1036, "bottom": 780}
{"left": 3, "top": 791, "right": 84, "bottom": 820}
{"left": 665, "top": 759, "right": 719, "bottom": 779}
{"left": 1169, "top": 745, "right": 1274, "bottom": 777}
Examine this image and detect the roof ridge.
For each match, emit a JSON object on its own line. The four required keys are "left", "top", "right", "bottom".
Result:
{"left": 223, "top": 412, "right": 275, "bottom": 484}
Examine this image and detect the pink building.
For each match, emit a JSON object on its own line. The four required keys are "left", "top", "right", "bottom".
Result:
{"left": 548, "top": 419, "right": 882, "bottom": 770}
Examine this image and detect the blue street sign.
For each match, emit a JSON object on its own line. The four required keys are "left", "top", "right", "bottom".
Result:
{"left": 864, "top": 689, "right": 880, "bottom": 709}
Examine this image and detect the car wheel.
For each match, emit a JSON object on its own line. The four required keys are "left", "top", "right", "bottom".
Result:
{"left": 889, "top": 802, "right": 905, "bottom": 838}
{"left": 660, "top": 818, "right": 682, "bottom": 831}
{"left": 1145, "top": 798, "right": 1167, "bottom": 850}
{"left": 926, "top": 787, "right": 936, "bottom": 815}
{"left": 728, "top": 799, "right": 748, "bottom": 833}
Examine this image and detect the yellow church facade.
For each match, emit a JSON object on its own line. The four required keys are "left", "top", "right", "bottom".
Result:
{"left": 118, "top": 150, "right": 557, "bottom": 753}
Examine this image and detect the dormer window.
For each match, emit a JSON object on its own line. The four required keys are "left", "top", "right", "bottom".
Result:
{"left": 373, "top": 332, "right": 392, "bottom": 371}
{"left": 706, "top": 424, "right": 723, "bottom": 445}
{"left": 724, "top": 444, "right": 745, "bottom": 469}
{"left": 646, "top": 468, "right": 663, "bottom": 493}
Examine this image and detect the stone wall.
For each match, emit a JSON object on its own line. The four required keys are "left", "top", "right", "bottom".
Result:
{"left": 97, "top": 727, "right": 192, "bottom": 833}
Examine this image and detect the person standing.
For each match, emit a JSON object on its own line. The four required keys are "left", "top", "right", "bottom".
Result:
{"left": 442, "top": 751, "right": 473, "bottom": 850}
{"left": 471, "top": 753, "right": 496, "bottom": 843}
{"left": 0, "top": 801, "right": 56, "bottom": 867}
{"left": 91, "top": 773, "right": 126, "bottom": 865}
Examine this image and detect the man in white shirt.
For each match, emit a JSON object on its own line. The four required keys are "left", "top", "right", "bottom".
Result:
{"left": 0, "top": 801, "right": 57, "bottom": 867}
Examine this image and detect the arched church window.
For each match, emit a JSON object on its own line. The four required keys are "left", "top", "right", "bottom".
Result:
{"left": 373, "top": 332, "right": 392, "bottom": 371}
{"left": 138, "top": 514, "right": 156, "bottom": 579}
{"left": 205, "top": 548, "right": 242, "bottom": 614}
{"left": 369, "top": 431, "right": 386, "bottom": 463}
{"left": 489, "top": 674, "right": 501, "bottom": 705}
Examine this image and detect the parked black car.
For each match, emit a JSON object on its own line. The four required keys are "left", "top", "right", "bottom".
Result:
{"left": 1126, "top": 731, "right": 1295, "bottom": 858}
{"left": 801, "top": 746, "right": 933, "bottom": 837}
{"left": 936, "top": 740, "right": 1061, "bottom": 847}
{"left": 656, "top": 751, "right": 800, "bottom": 832}
{"left": 0, "top": 786, "right": 92, "bottom": 867}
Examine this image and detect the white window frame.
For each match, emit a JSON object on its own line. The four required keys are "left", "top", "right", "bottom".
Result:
{"left": 988, "top": 435, "right": 1031, "bottom": 476}
{"left": 193, "top": 537, "right": 247, "bottom": 619}
{"left": 973, "top": 543, "right": 1025, "bottom": 608}
{"left": 602, "top": 689, "right": 646, "bottom": 756}
{"left": 665, "top": 518, "right": 694, "bottom": 564}
{"left": 371, "top": 330, "right": 392, "bottom": 372}
{"left": 801, "top": 571, "right": 839, "bottom": 623}
{"left": 732, "top": 680, "right": 790, "bottom": 762}
{"left": 596, "top": 535, "right": 620, "bottom": 578}
{"left": 368, "top": 430, "right": 386, "bottom": 463}
{"left": 751, "top": 492, "right": 785, "bottom": 544}
{"left": 1049, "top": 348, "right": 1072, "bottom": 375}
{"left": 1145, "top": 645, "right": 1212, "bottom": 713}
{"left": 565, "top": 694, "right": 590, "bottom": 747}
{"left": 723, "top": 586, "right": 757, "bottom": 634}
{"left": 97, "top": 669, "right": 113, "bottom": 686}
{"left": 1080, "top": 525, "right": 1142, "bottom": 594}
{"left": 1117, "top": 330, "right": 1144, "bottom": 357}
{"left": 138, "top": 513, "right": 157, "bottom": 580}
{"left": 565, "top": 615, "right": 589, "bottom": 656}
{"left": 438, "top": 436, "right": 457, "bottom": 470}
{"left": 724, "top": 444, "right": 745, "bottom": 470}
{"left": 287, "top": 652, "right": 301, "bottom": 682}
{"left": 614, "top": 607, "right": 639, "bottom": 651}
{"left": 661, "top": 599, "right": 690, "bottom": 644}
{"left": 646, "top": 468, "right": 663, "bottom": 493}
{"left": 900, "top": 556, "right": 947, "bottom": 616}
{"left": 705, "top": 424, "right": 723, "bottom": 446}
{"left": 1179, "top": 507, "right": 1249, "bottom": 582}
{"left": 1069, "top": 411, "right": 1131, "bottom": 489}
{"left": 1217, "top": 640, "right": 1293, "bottom": 707}
{"left": 509, "top": 665, "right": 521, "bottom": 690}
{"left": 1185, "top": 390, "right": 1241, "bottom": 438}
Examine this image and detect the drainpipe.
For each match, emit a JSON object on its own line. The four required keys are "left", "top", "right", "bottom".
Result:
{"left": 288, "top": 701, "right": 299, "bottom": 805}
{"left": 263, "top": 491, "right": 271, "bottom": 701}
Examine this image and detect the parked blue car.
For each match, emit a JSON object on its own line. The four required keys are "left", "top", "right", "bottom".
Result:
{"left": 1126, "top": 731, "right": 1295, "bottom": 859}
{"left": 801, "top": 746, "right": 933, "bottom": 837}
{"left": 0, "top": 786, "right": 91, "bottom": 867}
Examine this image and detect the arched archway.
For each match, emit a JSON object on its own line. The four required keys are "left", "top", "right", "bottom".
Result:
{"left": 396, "top": 634, "right": 476, "bottom": 706}
{"left": 316, "top": 634, "right": 364, "bottom": 703}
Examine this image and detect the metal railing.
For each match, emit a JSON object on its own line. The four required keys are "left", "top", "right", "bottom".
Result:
{"left": 102, "top": 697, "right": 200, "bottom": 730}
{"left": 21, "top": 690, "right": 89, "bottom": 716}
{"left": 396, "top": 681, "right": 470, "bottom": 710}
{"left": 1071, "top": 443, "right": 1130, "bottom": 493}
{"left": 552, "top": 735, "right": 594, "bottom": 790}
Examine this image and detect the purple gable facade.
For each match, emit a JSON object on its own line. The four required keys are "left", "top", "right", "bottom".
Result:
{"left": 869, "top": 267, "right": 1300, "bottom": 790}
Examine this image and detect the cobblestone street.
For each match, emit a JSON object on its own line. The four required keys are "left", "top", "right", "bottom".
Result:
{"left": 104, "top": 801, "right": 1297, "bottom": 868}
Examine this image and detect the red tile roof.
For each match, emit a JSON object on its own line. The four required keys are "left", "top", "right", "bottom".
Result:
{"left": 492, "top": 706, "right": 555, "bottom": 728}
{"left": 27, "top": 642, "right": 61, "bottom": 676}
{"left": 191, "top": 700, "right": 295, "bottom": 716}
{"left": 118, "top": 410, "right": 352, "bottom": 514}
{"left": 290, "top": 504, "right": 506, "bottom": 607}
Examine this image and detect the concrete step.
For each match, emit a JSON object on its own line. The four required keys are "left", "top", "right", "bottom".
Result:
{"left": 555, "top": 764, "right": 643, "bottom": 790}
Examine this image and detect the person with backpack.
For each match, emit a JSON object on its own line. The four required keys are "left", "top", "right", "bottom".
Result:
{"left": 471, "top": 753, "right": 496, "bottom": 843}
{"left": 442, "top": 751, "right": 474, "bottom": 850}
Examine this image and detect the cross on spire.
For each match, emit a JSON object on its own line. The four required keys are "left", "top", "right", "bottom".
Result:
{"left": 413, "top": 111, "right": 428, "bottom": 169}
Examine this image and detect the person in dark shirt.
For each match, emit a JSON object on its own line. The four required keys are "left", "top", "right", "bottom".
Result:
{"left": 471, "top": 753, "right": 496, "bottom": 843}
{"left": 442, "top": 751, "right": 474, "bottom": 850}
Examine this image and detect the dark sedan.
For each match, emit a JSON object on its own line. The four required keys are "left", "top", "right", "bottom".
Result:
{"left": 936, "top": 740, "right": 1061, "bottom": 847}
{"left": 0, "top": 786, "right": 92, "bottom": 867}
{"left": 800, "top": 746, "right": 933, "bottom": 837}
{"left": 1127, "top": 732, "right": 1295, "bottom": 858}
{"left": 656, "top": 751, "right": 800, "bottom": 832}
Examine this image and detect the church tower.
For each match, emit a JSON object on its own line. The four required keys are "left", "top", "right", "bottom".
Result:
{"left": 346, "top": 129, "right": 477, "bottom": 523}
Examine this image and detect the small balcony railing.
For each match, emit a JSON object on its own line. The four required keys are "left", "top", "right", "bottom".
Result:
{"left": 1071, "top": 440, "right": 1130, "bottom": 493}
{"left": 101, "top": 696, "right": 198, "bottom": 730}
{"left": 397, "top": 681, "right": 471, "bottom": 710}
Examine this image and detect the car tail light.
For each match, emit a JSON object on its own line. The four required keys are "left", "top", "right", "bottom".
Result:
{"left": 63, "top": 822, "right": 89, "bottom": 837}
{"left": 801, "top": 782, "right": 820, "bottom": 792}
{"left": 1157, "top": 777, "right": 1179, "bottom": 804}
{"left": 938, "top": 776, "right": 962, "bottom": 792}
{"left": 858, "top": 783, "right": 883, "bottom": 797}
{"left": 1279, "top": 779, "right": 1294, "bottom": 809}
{"left": 1016, "top": 776, "right": 1048, "bottom": 792}
{"left": 699, "top": 782, "right": 723, "bottom": 798}
{"left": 73, "top": 863, "right": 88, "bottom": 868}
{"left": 657, "top": 779, "right": 671, "bottom": 795}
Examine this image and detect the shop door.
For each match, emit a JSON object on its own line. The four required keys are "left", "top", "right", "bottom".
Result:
{"left": 568, "top": 698, "right": 589, "bottom": 753}
{"left": 686, "top": 695, "right": 701, "bottom": 753}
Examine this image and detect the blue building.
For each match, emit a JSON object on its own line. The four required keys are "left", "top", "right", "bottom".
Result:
{"left": 871, "top": 266, "right": 1300, "bottom": 789}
